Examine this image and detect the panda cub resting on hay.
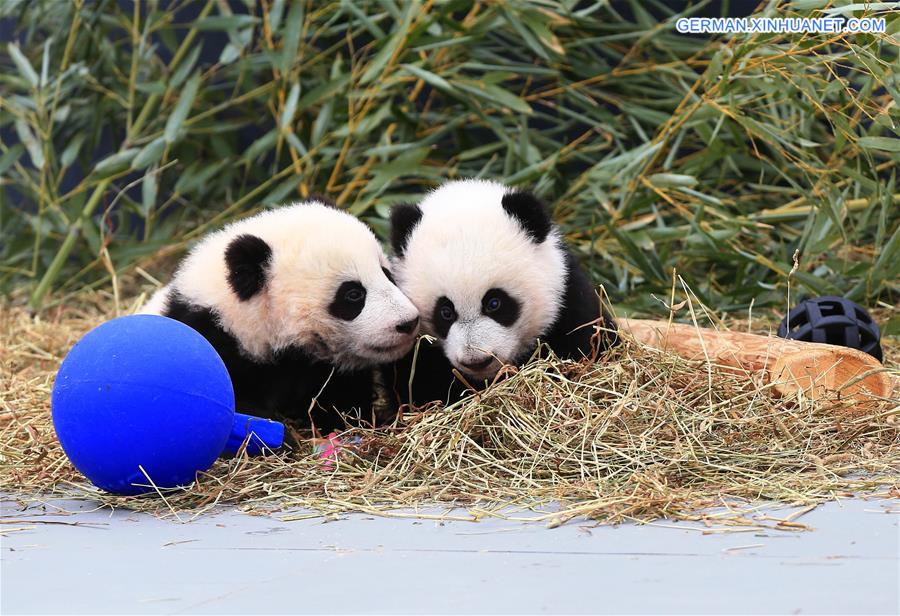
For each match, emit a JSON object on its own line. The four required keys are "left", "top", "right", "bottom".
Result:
{"left": 388, "top": 179, "right": 618, "bottom": 408}
{"left": 142, "top": 200, "right": 420, "bottom": 431}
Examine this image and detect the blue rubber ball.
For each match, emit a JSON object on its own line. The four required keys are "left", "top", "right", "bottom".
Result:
{"left": 52, "top": 315, "right": 235, "bottom": 495}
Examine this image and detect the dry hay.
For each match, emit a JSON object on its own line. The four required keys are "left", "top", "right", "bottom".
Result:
{"left": 1, "top": 296, "right": 898, "bottom": 527}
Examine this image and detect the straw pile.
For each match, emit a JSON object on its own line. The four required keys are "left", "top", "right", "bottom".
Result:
{"left": 2, "top": 297, "right": 898, "bottom": 526}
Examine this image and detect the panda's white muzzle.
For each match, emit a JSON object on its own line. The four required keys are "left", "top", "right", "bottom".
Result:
{"left": 365, "top": 315, "right": 419, "bottom": 355}
{"left": 356, "top": 287, "right": 420, "bottom": 362}
{"left": 444, "top": 318, "right": 516, "bottom": 381}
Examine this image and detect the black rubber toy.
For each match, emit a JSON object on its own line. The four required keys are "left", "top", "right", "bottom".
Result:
{"left": 778, "top": 296, "right": 882, "bottom": 363}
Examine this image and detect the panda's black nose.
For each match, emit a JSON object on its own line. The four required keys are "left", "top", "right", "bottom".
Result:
{"left": 461, "top": 356, "right": 493, "bottom": 371}
{"left": 395, "top": 316, "right": 419, "bottom": 334}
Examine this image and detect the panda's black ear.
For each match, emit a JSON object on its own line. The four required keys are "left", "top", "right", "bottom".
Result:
{"left": 225, "top": 234, "right": 272, "bottom": 301}
{"left": 502, "top": 191, "right": 552, "bottom": 243}
{"left": 390, "top": 203, "right": 423, "bottom": 257}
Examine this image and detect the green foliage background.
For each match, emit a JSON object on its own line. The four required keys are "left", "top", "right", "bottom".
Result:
{"left": 2, "top": 0, "right": 898, "bottom": 312}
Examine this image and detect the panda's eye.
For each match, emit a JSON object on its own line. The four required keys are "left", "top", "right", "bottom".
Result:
{"left": 329, "top": 281, "right": 367, "bottom": 321}
{"left": 345, "top": 287, "right": 366, "bottom": 302}
{"left": 432, "top": 296, "right": 457, "bottom": 338}
{"left": 481, "top": 288, "right": 520, "bottom": 326}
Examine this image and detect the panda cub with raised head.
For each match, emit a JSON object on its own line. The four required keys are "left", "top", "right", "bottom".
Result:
{"left": 142, "top": 200, "right": 420, "bottom": 431}
{"left": 388, "top": 179, "right": 617, "bottom": 407}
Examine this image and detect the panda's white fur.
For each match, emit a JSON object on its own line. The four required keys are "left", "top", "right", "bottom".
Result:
{"left": 142, "top": 201, "right": 419, "bottom": 371}
{"left": 394, "top": 180, "right": 569, "bottom": 380}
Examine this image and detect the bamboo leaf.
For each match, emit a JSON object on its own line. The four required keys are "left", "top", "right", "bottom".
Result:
{"left": 169, "top": 45, "right": 201, "bottom": 89}
{"left": 455, "top": 80, "right": 532, "bottom": 115}
{"left": 311, "top": 100, "right": 332, "bottom": 146}
{"left": 280, "top": 82, "right": 300, "bottom": 129}
{"left": 60, "top": 134, "right": 85, "bottom": 168}
{"left": 295, "top": 74, "right": 350, "bottom": 110}
{"left": 40, "top": 38, "right": 51, "bottom": 88}
{"left": 164, "top": 73, "right": 201, "bottom": 143}
{"left": 823, "top": 3, "right": 898, "bottom": 15}
{"left": 268, "top": 0, "right": 286, "bottom": 31}
{"left": 174, "top": 161, "right": 226, "bottom": 195}
{"left": 94, "top": 148, "right": 140, "bottom": 175}
{"left": 262, "top": 176, "right": 299, "bottom": 205}
{"left": 8, "top": 43, "right": 39, "bottom": 88}
{"left": 196, "top": 15, "right": 260, "bottom": 30}
{"left": 283, "top": 130, "right": 307, "bottom": 156}
{"left": 141, "top": 170, "right": 158, "bottom": 217}
{"left": 0, "top": 144, "right": 24, "bottom": 175}
{"left": 648, "top": 173, "right": 698, "bottom": 188}
{"left": 279, "top": 1, "right": 304, "bottom": 73}
{"left": 132, "top": 137, "right": 167, "bottom": 169}
{"left": 857, "top": 136, "right": 900, "bottom": 152}
{"left": 14, "top": 120, "right": 44, "bottom": 169}
{"left": 401, "top": 63, "right": 455, "bottom": 93}
{"left": 243, "top": 129, "right": 278, "bottom": 162}
{"left": 606, "top": 223, "right": 666, "bottom": 283}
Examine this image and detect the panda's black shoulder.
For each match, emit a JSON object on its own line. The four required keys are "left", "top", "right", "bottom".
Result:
{"left": 541, "top": 245, "right": 618, "bottom": 359}
{"left": 162, "top": 289, "right": 230, "bottom": 350}
{"left": 162, "top": 290, "right": 244, "bottom": 361}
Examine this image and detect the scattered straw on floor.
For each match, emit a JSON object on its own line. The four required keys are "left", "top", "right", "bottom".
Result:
{"left": 1, "top": 298, "right": 898, "bottom": 527}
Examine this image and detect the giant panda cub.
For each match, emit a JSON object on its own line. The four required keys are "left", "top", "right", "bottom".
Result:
{"left": 141, "top": 200, "right": 420, "bottom": 431}
{"left": 388, "top": 179, "right": 617, "bottom": 407}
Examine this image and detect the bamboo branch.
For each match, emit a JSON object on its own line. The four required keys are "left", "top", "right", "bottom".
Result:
{"left": 29, "top": 179, "right": 111, "bottom": 310}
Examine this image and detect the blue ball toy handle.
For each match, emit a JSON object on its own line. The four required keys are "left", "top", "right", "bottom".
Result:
{"left": 226, "top": 412, "right": 285, "bottom": 455}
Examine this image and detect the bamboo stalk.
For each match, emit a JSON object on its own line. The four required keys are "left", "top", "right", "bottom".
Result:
{"left": 29, "top": 179, "right": 111, "bottom": 310}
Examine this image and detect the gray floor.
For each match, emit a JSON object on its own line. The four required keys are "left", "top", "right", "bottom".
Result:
{"left": 1, "top": 497, "right": 898, "bottom": 615}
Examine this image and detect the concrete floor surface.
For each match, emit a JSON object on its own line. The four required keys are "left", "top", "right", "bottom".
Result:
{"left": 1, "top": 497, "right": 898, "bottom": 615}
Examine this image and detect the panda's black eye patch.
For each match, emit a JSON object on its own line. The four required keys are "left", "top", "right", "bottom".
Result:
{"left": 482, "top": 288, "right": 519, "bottom": 326}
{"left": 329, "top": 281, "right": 367, "bottom": 321}
{"left": 381, "top": 267, "right": 396, "bottom": 284}
{"left": 432, "top": 296, "right": 457, "bottom": 338}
